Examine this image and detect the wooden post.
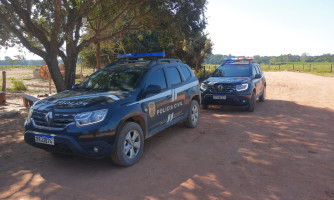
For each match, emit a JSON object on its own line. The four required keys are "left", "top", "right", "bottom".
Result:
{"left": 2, "top": 71, "right": 5, "bottom": 92}
{"left": 331, "top": 64, "right": 333, "bottom": 72}
{"left": 204, "top": 65, "right": 206, "bottom": 77}
{"left": 293, "top": 64, "right": 294, "bottom": 71}
{"left": 303, "top": 64, "right": 304, "bottom": 70}
{"left": 0, "top": 71, "right": 6, "bottom": 104}
{"left": 309, "top": 64, "right": 311, "bottom": 71}
{"left": 279, "top": 65, "right": 280, "bottom": 70}
{"left": 81, "top": 61, "right": 83, "bottom": 81}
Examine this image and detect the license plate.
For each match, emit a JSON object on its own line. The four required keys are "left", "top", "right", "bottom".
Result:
{"left": 213, "top": 95, "right": 226, "bottom": 100}
{"left": 35, "top": 134, "right": 54, "bottom": 145}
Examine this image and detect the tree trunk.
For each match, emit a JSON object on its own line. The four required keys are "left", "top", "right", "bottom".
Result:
{"left": 64, "top": 52, "right": 79, "bottom": 90}
{"left": 96, "top": 41, "right": 101, "bottom": 70}
{"left": 45, "top": 55, "right": 66, "bottom": 92}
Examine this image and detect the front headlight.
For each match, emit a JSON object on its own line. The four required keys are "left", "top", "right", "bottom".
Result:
{"left": 75, "top": 109, "right": 108, "bottom": 127}
{"left": 236, "top": 83, "right": 249, "bottom": 92}
{"left": 200, "top": 82, "right": 208, "bottom": 91}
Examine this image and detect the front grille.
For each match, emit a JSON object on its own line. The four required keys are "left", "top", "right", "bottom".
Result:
{"left": 32, "top": 110, "right": 75, "bottom": 129}
{"left": 208, "top": 83, "right": 235, "bottom": 93}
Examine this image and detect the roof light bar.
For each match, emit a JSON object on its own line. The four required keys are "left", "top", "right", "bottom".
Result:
{"left": 117, "top": 52, "right": 165, "bottom": 59}
{"left": 224, "top": 57, "right": 254, "bottom": 62}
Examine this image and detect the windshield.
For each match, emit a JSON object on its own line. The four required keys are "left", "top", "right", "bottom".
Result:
{"left": 211, "top": 65, "right": 251, "bottom": 77}
{"left": 77, "top": 66, "right": 149, "bottom": 91}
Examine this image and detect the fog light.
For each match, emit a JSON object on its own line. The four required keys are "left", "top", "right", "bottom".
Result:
{"left": 94, "top": 147, "right": 99, "bottom": 153}
{"left": 242, "top": 100, "right": 246, "bottom": 103}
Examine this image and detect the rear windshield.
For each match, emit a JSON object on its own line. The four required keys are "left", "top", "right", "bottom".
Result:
{"left": 211, "top": 65, "right": 251, "bottom": 77}
{"left": 77, "top": 66, "right": 149, "bottom": 91}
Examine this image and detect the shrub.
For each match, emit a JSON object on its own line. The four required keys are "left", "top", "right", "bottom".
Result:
{"left": 11, "top": 79, "right": 28, "bottom": 91}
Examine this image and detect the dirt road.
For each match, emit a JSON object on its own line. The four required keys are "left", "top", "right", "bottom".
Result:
{"left": 1, "top": 71, "right": 334, "bottom": 200}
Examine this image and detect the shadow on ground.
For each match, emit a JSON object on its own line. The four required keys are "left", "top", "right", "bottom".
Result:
{"left": 1, "top": 100, "right": 334, "bottom": 199}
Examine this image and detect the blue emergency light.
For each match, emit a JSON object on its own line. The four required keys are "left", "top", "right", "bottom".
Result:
{"left": 117, "top": 52, "right": 165, "bottom": 59}
{"left": 224, "top": 57, "right": 253, "bottom": 62}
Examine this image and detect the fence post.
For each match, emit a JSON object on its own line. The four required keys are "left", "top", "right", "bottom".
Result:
{"left": 293, "top": 64, "right": 294, "bottom": 71}
{"left": 279, "top": 65, "right": 280, "bottom": 70}
{"left": 204, "top": 65, "right": 206, "bottom": 77}
{"left": 2, "top": 71, "right": 5, "bottom": 92}
{"left": 1, "top": 71, "right": 6, "bottom": 104}
{"left": 303, "top": 64, "right": 304, "bottom": 70}
{"left": 331, "top": 64, "right": 333, "bottom": 72}
{"left": 309, "top": 64, "right": 311, "bottom": 71}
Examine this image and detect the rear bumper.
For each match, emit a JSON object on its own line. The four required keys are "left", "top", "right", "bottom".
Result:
{"left": 202, "top": 94, "right": 251, "bottom": 106}
{"left": 24, "top": 131, "right": 115, "bottom": 159}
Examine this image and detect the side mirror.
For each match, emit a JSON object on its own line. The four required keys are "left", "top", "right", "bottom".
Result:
{"left": 255, "top": 74, "right": 262, "bottom": 79}
{"left": 145, "top": 84, "right": 162, "bottom": 94}
{"left": 71, "top": 84, "right": 79, "bottom": 90}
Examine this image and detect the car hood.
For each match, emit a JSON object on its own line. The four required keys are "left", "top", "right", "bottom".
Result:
{"left": 33, "top": 90, "right": 130, "bottom": 110}
{"left": 205, "top": 77, "right": 250, "bottom": 85}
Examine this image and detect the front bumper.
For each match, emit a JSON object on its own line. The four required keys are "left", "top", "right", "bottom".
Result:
{"left": 201, "top": 93, "right": 251, "bottom": 106}
{"left": 24, "top": 131, "right": 115, "bottom": 158}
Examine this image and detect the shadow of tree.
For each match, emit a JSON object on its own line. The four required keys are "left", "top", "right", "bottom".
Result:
{"left": 1, "top": 100, "right": 334, "bottom": 199}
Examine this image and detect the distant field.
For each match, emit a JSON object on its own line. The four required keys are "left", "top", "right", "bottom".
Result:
{"left": 204, "top": 62, "right": 334, "bottom": 77}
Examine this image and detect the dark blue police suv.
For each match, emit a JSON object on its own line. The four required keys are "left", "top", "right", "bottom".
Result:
{"left": 24, "top": 53, "right": 201, "bottom": 166}
{"left": 200, "top": 57, "right": 266, "bottom": 112}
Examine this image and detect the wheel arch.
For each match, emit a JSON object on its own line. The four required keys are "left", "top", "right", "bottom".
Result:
{"left": 116, "top": 115, "right": 147, "bottom": 139}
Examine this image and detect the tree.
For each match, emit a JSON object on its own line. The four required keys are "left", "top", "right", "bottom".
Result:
{"left": 0, "top": 0, "right": 151, "bottom": 92}
{"left": 80, "top": 0, "right": 210, "bottom": 71}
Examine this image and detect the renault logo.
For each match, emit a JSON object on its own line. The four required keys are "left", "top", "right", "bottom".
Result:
{"left": 217, "top": 84, "right": 224, "bottom": 92}
{"left": 45, "top": 111, "right": 53, "bottom": 126}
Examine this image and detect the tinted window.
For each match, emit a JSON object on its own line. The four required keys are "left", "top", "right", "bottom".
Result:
{"left": 146, "top": 69, "right": 167, "bottom": 90}
{"left": 180, "top": 66, "right": 191, "bottom": 80}
{"left": 78, "top": 66, "right": 148, "bottom": 91}
{"left": 212, "top": 65, "right": 251, "bottom": 77}
{"left": 255, "top": 65, "right": 261, "bottom": 75}
{"left": 165, "top": 67, "right": 182, "bottom": 87}
{"left": 252, "top": 66, "right": 257, "bottom": 77}
{"left": 256, "top": 65, "right": 263, "bottom": 74}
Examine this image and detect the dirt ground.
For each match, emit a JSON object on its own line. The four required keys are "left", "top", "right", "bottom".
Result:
{"left": 1, "top": 71, "right": 334, "bottom": 200}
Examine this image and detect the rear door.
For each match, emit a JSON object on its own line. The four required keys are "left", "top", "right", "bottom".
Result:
{"left": 252, "top": 65, "right": 261, "bottom": 96}
{"left": 255, "top": 65, "right": 264, "bottom": 94}
{"left": 163, "top": 65, "right": 186, "bottom": 124}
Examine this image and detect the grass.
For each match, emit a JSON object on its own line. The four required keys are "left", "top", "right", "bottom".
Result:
{"left": 0, "top": 65, "right": 38, "bottom": 69}
{"left": 203, "top": 62, "right": 334, "bottom": 77}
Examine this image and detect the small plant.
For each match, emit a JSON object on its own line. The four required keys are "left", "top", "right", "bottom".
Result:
{"left": 11, "top": 79, "right": 28, "bottom": 91}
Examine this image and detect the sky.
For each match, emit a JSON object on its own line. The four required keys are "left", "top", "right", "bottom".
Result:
{"left": 1, "top": 0, "right": 334, "bottom": 59}
{"left": 205, "top": 0, "right": 334, "bottom": 56}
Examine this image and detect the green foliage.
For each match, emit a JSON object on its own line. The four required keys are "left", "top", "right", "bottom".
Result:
{"left": 11, "top": 79, "right": 28, "bottom": 91}
{"left": 205, "top": 54, "right": 334, "bottom": 65}
{"left": 196, "top": 66, "right": 216, "bottom": 82}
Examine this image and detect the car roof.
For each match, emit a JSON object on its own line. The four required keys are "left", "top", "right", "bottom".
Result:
{"left": 105, "top": 58, "right": 183, "bottom": 69}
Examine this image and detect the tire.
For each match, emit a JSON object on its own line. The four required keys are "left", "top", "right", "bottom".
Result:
{"left": 247, "top": 91, "right": 256, "bottom": 112}
{"left": 111, "top": 122, "right": 144, "bottom": 167}
{"left": 259, "top": 86, "right": 266, "bottom": 102}
{"left": 186, "top": 100, "right": 200, "bottom": 128}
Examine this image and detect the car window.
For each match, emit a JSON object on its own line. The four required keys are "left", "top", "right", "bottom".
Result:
{"left": 146, "top": 68, "right": 167, "bottom": 90}
{"left": 256, "top": 65, "right": 263, "bottom": 74}
{"left": 78, "top": 67, "right": 148, "bottom": 91}
{"left": 165, "top": 67, "right": 182, "bottom": 87}
{"left": 252, "top": 66, "right": 257, "bottom": 78}
{"left": 179, "top": 66, "right": 191, "bottom": 80}
{"left": 255, "top": 65, "right": 261, "bottom": 75}
{"left": 212, "top": 65, "right": 251, "bottom": 77}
